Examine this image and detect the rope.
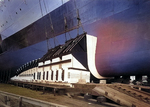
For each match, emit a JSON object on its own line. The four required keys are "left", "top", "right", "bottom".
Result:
{"left": 49, "top": 13, "right": 59, "bottom": 47}
{"left": 64, "top": 16, "right": 72, "bottom": 39}
{"left": 77, "top": 9, "right": 85, "bottom": 33}
{"left": 62, "top": 0, "right": 72, "bottom": 41}
{"left": 62, "top": 0, "right": 67, "bottom": 41}
{"left": 43, "top": 0, "right": 52, "bottom": 50}
{"left": 43, "top": 0, "right": 59, "bottom": 47}
{"left": 43, "top": 0, "right": 47, "bottom": 13}
{"left": 73, "top": 0, "right": 85, "bottom": 35}
{"left": 39, "top": 0, "right": 43, "bottom": 16}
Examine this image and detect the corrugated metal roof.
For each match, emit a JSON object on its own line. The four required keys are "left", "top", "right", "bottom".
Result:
{"left": 40, "top": 33, "right": 86, "bottom": 62}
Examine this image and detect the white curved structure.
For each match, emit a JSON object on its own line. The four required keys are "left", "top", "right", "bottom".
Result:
{"left": 86, "top": 34, "right": 105, "bottom": 79}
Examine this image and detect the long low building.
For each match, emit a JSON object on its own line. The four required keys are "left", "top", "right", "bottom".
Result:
{"left": 11, "top": 33, "right": 100, "bottom": 83}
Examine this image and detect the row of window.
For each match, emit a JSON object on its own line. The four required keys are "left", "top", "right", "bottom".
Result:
{"left": 19, "top": 74, "right": 33, "bottom": 76}
{"left": 33, "top": 70, "right": 65, "bottom": 81}
{"left": 19, "top": 69, "right": 36, "bottom": 76}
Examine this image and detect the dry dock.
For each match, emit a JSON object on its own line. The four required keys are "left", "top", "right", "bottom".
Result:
{"left": 1, "top": 81, "right": 150, "bottom": 107}
{"left": 0, "top": 83, "right": 123, "bottom": 107}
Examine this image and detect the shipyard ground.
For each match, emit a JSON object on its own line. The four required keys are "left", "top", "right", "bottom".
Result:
{"left": 1, "top": 82, "right": 150, "bottom": 107}
{"left": 0, "top": 83, "right": 122, "bottom": 107}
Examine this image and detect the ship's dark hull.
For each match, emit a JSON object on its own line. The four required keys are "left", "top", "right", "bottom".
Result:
{"left": 95, "top": 0, "right": 150, "bottom": 77}
{"left": 0, "top": 0, "right": 150, "bottom": 79}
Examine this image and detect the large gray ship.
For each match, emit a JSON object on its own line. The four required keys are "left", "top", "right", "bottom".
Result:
{"left": 0, "top": 0, "right": 150, "bottom": 82}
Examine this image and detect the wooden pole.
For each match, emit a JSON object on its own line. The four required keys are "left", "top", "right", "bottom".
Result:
{"left": 19, "top": 97, "right": 22, "bottom": 107}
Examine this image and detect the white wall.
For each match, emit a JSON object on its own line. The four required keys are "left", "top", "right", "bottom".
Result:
{"left": 72, "top": 57, "right": 86, "bottom": 70}
{"left": 86, "top": 34, "right": 105, "bottom": 79}
{"left": 62, "top": 54, "right": 72, "bottom": 68}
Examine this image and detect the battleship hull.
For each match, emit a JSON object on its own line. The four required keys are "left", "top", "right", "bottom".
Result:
{"left": 0, "top": 0, "right": 150, "bottom": 79}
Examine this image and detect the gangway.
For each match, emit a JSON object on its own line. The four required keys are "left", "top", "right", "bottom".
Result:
{"left": 92, "top": 84, "right": 150, "bottom": 107}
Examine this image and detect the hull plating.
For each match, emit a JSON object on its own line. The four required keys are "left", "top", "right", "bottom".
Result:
{"left": 0, "top": 0, "right": 150, "bottom": 78}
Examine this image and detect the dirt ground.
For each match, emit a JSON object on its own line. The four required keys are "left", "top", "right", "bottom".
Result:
{"left": 0, "top": 83, "right": 122, "bottom": 107}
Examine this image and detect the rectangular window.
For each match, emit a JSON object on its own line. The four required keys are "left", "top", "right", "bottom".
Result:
{"left": 43, "top": 72, "right": 45, "bottom": 80}
{"left": 68, "top": 72, "right": 70, "bottom": 78}
{"left": 46, "top": 71, "right": 48, "bottom": 80}
{"left": 56, "top": 70, "right": 58, "bottom": 80}
{"left": 39, "top": 72, "right": 41, "bottom": 80}
{"left": 62, "top": 70, "right": 64, "bottom": 81}
{"left": 33, "top": 73, "right": 35, "bottom": 80}
{"left": 51, "top": 71, "right": 53, "bottom": 80}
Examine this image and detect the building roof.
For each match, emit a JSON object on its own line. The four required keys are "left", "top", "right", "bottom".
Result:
{"left": 40, "top": 33, "right": 87, "bottom": 62}
{"left": 16, "top": 59, "right": 39, "bottom": 75}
